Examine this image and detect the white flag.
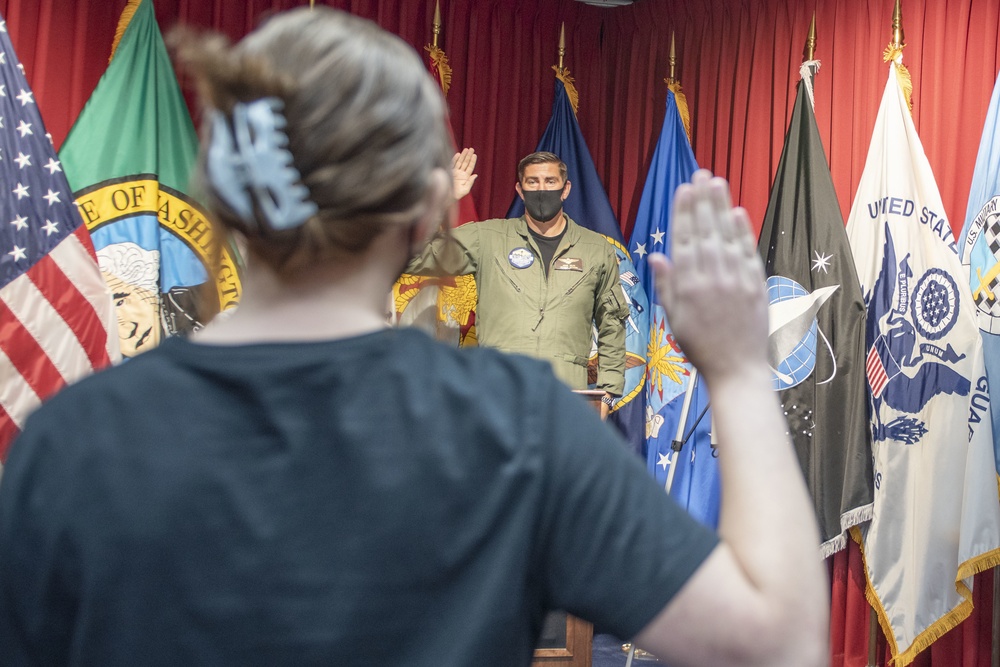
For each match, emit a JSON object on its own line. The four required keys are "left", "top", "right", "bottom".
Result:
{"left": 846, "top": 63, "right": 1000, "bottom": 666}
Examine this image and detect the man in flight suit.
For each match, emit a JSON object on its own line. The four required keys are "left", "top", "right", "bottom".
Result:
{"left": 407, "top": 150, "right": 628, "bottom": 418}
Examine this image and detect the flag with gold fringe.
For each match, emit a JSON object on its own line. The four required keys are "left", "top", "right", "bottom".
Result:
{"left": 845, "top": 58, "right": 1000, "bottom": 665}
{"left": 392, "top": 11, "right": 478, "bottom": 347}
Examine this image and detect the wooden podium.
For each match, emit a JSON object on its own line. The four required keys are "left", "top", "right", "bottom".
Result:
{"left": 530, "top": 390, "right": 605, "bottom": 667}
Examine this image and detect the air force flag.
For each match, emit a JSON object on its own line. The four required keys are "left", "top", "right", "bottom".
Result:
{"left": 632, "top": 89, "right": 718, "bottom": 528}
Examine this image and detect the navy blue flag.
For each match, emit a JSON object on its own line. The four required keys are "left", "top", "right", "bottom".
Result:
{"left": 631, "top": 89, "right": 718, "bottom": 528}
{"left": 509, "top": 77, "right": 648, "bottom": 451}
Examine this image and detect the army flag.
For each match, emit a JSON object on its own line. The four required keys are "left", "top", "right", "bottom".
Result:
{"left": 632, "top": 86, "right": 718, "bottom": 528}
{"left": 0, "top": 16, "right": 118, "bottom": 461}
{"left": 509, "top": 73, "right": 648, "bottom": 452}
{"left": 960, "top": 71, "right": 1000, "bottom": 479}
{"left": 757, "top": 61, "right": 873, "bottom": 556}
{"left": 392, "top": 32, "right": 478, "bottom": 347}
{"left": 846, "top": 61, "right": 1000, "bottom": 665}
{"left": 59, "top": 0, "right": 241, "bottom": 359}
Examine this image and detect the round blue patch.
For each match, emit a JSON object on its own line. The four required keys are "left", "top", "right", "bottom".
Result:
{"left": 508, "top": 247, "right": 534, "bottom": 269}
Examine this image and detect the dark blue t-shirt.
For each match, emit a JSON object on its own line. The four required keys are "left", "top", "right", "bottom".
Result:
{"left": 0, "top": 328, "right": 717, "bottom": 666}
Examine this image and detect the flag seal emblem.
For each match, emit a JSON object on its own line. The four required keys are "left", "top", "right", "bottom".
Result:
{"left": 74, "top": 176, "right": 242, "bottom": 348}
{"left": 911, "top": 268, "right": 959, "bottom": 340}
{"left": 867, "top": 227, "right": 970, "bottom": 442}
{"left": 961, "top": 195, "right": 1000, "bottom": 334}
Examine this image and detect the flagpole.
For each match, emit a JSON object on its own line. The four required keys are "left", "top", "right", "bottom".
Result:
{"left": 992, "top": 573, "right": 999, "bottom": 667}
{"left": 558, "top": 22, "right": 565, "bottom": 71}
{"left": 866, "top": 7, "right": 899, "bottom": 666}
{"left": 432, "top": 0, "right": 441, "bottom": 49}
{"left": 627, "top": 41, "right": 702, "bottom": 665}
{"left": 804, "top": 12, "right": 816, "bottom": 62}
{"left": 625, "top": 369, "right": 701, "bottom": 667}
{"left": 664, "top": 369, "right": 698, "bottom": 495}
{"left": 667, "top": 31, "right": 676, "bottom": 84}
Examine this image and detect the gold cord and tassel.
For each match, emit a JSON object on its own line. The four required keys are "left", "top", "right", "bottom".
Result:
{"left": 426, "top": 45, "right": 453, "bottom": 97}
{"left": 666, "top": 80, "right": 692, "bottom": 144}
{"left": 553, "top": 66, "right": 580, "bottom": 115}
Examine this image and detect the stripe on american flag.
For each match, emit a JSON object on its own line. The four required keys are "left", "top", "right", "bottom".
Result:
{"left": 866, "top": 345, "right": 889, "bottom": 397}
{"left": 34, "top": 228, "right": 114, "bottom": 368}
{"left": 0, "top": 342, "right": 41, "bottom": 442}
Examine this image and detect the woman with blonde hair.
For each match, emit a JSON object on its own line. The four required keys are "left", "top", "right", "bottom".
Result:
{"left": 0, "top": 8, "right": 826, "bottom": 666}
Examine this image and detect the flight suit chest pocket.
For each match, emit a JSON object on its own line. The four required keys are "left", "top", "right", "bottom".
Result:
{"left": 494, "top": 256, "right": 526, "bottom": 293}
{"left": 602, "top": 284, "right": 630, "bottom": 320}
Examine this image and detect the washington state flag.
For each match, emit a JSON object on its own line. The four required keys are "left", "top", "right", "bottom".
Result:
{"left": 60, "top": 0, "right": 240, "bottom": 359}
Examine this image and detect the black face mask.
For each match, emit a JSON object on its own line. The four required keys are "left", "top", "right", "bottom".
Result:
{"left": 522, "top": 188, "right": 565, "bottom": 223}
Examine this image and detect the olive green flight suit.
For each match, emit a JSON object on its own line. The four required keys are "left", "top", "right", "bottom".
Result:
{"left": 407, "top": 215, "right": 628, "bottom": 394}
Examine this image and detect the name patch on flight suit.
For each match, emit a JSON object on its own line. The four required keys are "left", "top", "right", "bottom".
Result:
{"left": 508, "top": 247, "right": 534, "bottom": 269}
{"left": 553, "top": 257, "right": 584, "bottom": 272}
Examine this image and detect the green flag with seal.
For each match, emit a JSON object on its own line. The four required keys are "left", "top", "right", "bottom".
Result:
{"left": 60, "top": 0, "right": 240, "bottom": 358}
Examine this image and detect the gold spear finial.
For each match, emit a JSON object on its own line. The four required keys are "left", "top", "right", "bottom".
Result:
{"left": 884, "top": 0, "right": 911, "bottom": 111}
{"left": 668, "top": 31, "right": 677, "bottom": 83}
{"left": 558, "top": 22, "right": 566, "bottom": 70}
{"left": 432, "top": 0, "right": 442, "bottom": 48}
{"left": 309, "top": 0, "right": 314, "bottom": 8}
{"left": 804, "top": 12, "right": 816, "bottom": 61}
{"left": 663, "top": 32, "right": 691, "bottom": 142}
{"left": 891, "top": 0, "right": 904, "bottom": 48}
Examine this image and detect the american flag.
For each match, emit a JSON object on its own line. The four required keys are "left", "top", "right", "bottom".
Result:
{"left": 0, "top": 17, "right": 117, "bottom": 461}
{"left": 866, "top": 334, "right": 900, "bottom": 398}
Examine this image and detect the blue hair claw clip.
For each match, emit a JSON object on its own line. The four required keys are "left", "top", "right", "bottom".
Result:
{"left": 207, "top": 97, "right": 318, "bottom": 231}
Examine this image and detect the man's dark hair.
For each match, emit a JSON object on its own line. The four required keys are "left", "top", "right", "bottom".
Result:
{"left": 517, "top": 151, "right": 567, "bottom": 183}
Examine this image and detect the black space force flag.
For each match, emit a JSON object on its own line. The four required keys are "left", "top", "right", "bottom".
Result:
{"left": 756, "top": 62, "right": 873, "bottom": 556}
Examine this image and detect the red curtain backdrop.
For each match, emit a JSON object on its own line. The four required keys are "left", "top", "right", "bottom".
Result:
{"left": 4, "top": 0, "right": 998, "bottom": 665}
{"left": 8, "top": 0, "right": 1000, "bottom": 239}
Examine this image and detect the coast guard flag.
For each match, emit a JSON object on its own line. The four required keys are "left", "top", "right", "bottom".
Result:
{"left": 509, "top": 76, "right": 649, "bottom": 452}
{"left": 0, "top": 16, "right": 118, "bottom": 460}
{"left": 632, "top": 88, "right": 718, "bottom": 528}
{"left": 846, "top": 61, "right": 1000, "bottom": 666}
{"left": 757, "top": 61, "right": 872, "bottom": 556}
{"left": 60, "top": 0, "right": 241, "bottom": 360}
{"left": 960, "top": 72, "right": 1000, "bottom": 480}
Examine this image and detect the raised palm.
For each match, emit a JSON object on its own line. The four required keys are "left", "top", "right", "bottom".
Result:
{"left": 452, "top": 147, "right": 478, "bottom": 200}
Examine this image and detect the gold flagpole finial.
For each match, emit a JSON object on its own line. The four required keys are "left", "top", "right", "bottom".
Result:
{"left": 663, "top": 31, "right": 691, "bottom": 143}
{"left": 558, "top": 22, "right": 566, "bottom": 70}
{"left": 668, "top": 31, "right": 677, "bottom": 83}
{"left": 432, "top": 0, "right": 442, "bottom": 48}
{"left": 884, "top": 0, "right": 912, "bottom": 111}
{"left": 804, "top": 12, "right": 817, "bottom": 61}
{"left": 891, "top": 0, "right": 904, "bottom": 49}
{"left": 552, "top": 22, "right": 578, "bottom": 114}
{"left": 309, "top": 0, "right": 315, "bottom": 9}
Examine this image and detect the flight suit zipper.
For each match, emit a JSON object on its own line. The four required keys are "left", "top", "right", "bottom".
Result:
{"left": 493, "top": 256, "right": 522, "bottom": 293}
